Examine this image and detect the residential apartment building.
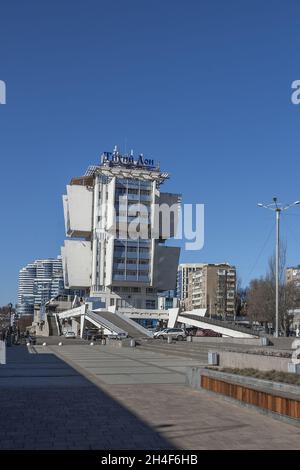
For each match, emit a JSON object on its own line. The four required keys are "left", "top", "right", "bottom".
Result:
{"left": 17, "top": 257, "right": 65, "bottom": 315}
{"left": 186, "top": 263, "right": 237, "bottom": 316}
{"left": 286, "top": 266, "right": 300, "bottom": 288}
{"left": 176, "top": 263, "right": 205, "bottom": 301}
{"left": 61, "top": 147, "right": 181, "bottom": 310}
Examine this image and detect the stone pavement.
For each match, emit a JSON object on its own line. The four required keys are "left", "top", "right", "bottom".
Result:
{"left": 48, "top": 344, "right": 300, "bottom": 450}
{"left": 1, "top": 343, "right": 300, "bottom": 450}
{"left": 0, "top": 346, "right": 172, "bottom": 449}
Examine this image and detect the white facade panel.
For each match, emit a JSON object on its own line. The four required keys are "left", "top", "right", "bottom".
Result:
{"left": 64, "top": 185, "right": 93, "bottom": 236}
{"left": 62, "top": 240, "right": 92, "bottom": 289}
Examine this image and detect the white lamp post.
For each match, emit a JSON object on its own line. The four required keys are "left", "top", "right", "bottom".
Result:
{"left": 258, "top": 197, "right": 300, "bottom": 337}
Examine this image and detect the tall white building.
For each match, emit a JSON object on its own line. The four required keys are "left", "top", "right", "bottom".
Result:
{"left": 61, "top": 148, "right": 181, "bottom": 310}
{"left": 17, "top": 256, "right": 66, "bottom": 315}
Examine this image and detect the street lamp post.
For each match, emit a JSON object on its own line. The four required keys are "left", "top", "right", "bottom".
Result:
{"left": 8, "top": 303, "right": 13, "bottom": 327}
{"left": 258, "top": 197, "right": 300, "bottom": 337}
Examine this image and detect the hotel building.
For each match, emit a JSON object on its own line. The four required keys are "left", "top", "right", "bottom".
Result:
{"left": 61, "top": 148, "right": 181, "bottom": 310}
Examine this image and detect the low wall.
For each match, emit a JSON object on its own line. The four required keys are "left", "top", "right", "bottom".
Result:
{"left": 186, "top": 367, "right": 300, "bottom": 424}
{"left": 106, "top": 338, "right": 135, "bottom": 348}
{"left": 191, "top": 337, "right": 262, "bottom": 346}
{"left": 217, "top": 350, "right": 290, "bottom": 372}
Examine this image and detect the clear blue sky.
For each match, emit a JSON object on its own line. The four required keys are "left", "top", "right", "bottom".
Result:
{"left": 1, "top": 0, "right": 300, "bottom": 305}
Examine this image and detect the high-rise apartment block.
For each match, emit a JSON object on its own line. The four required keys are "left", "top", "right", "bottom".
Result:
{"left": 17, "top": 256, "right": 65, "bottom": 315}
{"left": 176, "top": 263, "right": 205, "bottom": 301}
{"left": 186, "top": 263, "right": 236, "bottom": 315}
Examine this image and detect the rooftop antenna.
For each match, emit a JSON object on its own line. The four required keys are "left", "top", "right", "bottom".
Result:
{"left": 113, "top": 145, "right": 118, "bottom": 154}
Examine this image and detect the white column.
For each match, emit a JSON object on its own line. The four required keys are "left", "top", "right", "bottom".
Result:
{"left": 0, "top": 340, "right": 6, "bottom": 365}
{"left": 91, "top": 175, "right": 100, "bottom": 290}
{"left": 80, "top": 313, "right": 85, "bottom": 339}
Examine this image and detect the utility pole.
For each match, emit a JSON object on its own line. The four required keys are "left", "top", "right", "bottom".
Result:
{"left": 258, "top": 197, "right": 300, "bottom": 337}
{"left": 275, "top": 207, "right": 280, "bottom": 338}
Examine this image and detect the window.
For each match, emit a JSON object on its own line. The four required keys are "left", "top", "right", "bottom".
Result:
{"left": 146, "top": 299, "right": 156, "bottom": 309}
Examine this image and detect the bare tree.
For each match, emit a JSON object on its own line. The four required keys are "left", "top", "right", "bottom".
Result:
{"left": 234, "top": 277, "right": 247, "bottom": 318}
{"left": 246, "top": 278, "right": 274, "bottom": 326}
{"left": 266, "top": 242, "right": 297, "bottom": 335}
{"left": 246, "top": 242, "right": 298, "bottom": 335}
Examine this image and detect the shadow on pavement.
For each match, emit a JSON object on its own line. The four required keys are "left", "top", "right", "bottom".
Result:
{"left": 0, "top": 346, "right": 175, "bottom": 450}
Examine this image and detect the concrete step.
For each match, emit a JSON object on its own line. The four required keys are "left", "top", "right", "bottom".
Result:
{"left": 137, "top": 342, "right": 209, "bottom": 361}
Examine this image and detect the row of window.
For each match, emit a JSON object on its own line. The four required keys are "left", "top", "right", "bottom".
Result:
{"left": 114, "top": 258, "right": 149, "bottom": 265}
{"left": 114, "top": 246, "right": 150, "bottom": 253}
{"left": 112, "top": 286, "right": 141, "bottom": 293}
{"left": 113, "top": 270, "right": 150, "bottom": 276}
{"left": 116, "top": 188, "right": 151, "bottom": 195}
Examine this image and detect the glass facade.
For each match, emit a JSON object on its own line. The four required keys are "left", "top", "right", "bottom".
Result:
{"left": 112, "top": 177, "right": 152, "bottom": 283}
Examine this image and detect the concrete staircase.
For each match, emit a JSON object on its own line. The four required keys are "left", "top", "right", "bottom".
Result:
{"left": 90, "top": 311, "right": 150, "bottom": 338}
{"left": 47, "top": 315, "right": 59, "bottom": 336}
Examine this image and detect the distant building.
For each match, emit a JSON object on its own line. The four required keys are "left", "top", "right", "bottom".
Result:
{"left": 158, "top": 290, "right": 179, "bottom": 310}
{"left": 186, "top": 263, "right": 236, "bottom": 316}
{"left": 286, "top": 266, "right": 300, "bottom": 288}
{"left": 17, "top": 263, "right": 37, "bottom": 315}
{"left": 17, "top": 256, "right": 83, "bottom": 315}
{"left": 176, "top": 263, "right": 205, "bottom": 301}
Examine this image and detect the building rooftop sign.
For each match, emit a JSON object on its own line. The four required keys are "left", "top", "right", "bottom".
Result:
{"left": 101, "top": 148, "right": 159, "bottom": 170}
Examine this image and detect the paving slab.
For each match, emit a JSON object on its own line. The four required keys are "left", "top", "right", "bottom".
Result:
{"left": 2, "top": 343, "right": 300, "bottom": 450}
{"left": 0, "top": 346, "right": 173, "bottom": 450}
{"left": 49, "top": 343, "right": 300, "bottom": 450}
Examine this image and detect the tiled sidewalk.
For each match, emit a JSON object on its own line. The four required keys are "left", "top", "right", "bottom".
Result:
{"left": 0, "top": 346, "right": 172, "bottom": 449}
{"left": 1, "top": 344, "right": 300, "bottom": 450}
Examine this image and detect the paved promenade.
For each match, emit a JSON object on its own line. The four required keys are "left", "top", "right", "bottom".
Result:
{"left": 0, "top": 346, "right": 172, "bottom": 449}
{"left": 1, "top": 343, "right": 300, "bottom": 449}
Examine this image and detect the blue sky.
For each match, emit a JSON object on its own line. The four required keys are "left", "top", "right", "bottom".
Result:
{"left": 1, "top": 0, "right": 300, "bottom": 305}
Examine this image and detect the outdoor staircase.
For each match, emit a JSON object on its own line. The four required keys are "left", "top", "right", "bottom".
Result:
{"left": 87, "top": 310, "right": 151, "bottom": 338}
{"left": 47, "top": 315, "right": 59, "bottom": 336}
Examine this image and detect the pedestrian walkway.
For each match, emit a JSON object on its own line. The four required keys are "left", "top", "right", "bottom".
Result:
{"left": 0, "top": 346, "right": 172, "bottom": 449}
{"left": 49, "top": 343, "right": 300, "bottom": 450}
{"left": 1, "top": 344, "right": 300, "bottom": 449}
{"left": 47, "top": 343, "right": 203, "bottom": 385}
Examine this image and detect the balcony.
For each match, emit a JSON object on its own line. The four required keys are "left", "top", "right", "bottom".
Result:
{"left": 113, "top": 263, "right": 126, "bottom": 269}
{"left": 112, "top": 274, "right": 126, "bottom": 281}
{"left": 139, "top": 252, "right": 150, "bottom": 259}
{"left": 126, "top": 251, "right": 138, "bottom": 259}
{"left": 140, "top": 194, "right": 152, "bottom": 202}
